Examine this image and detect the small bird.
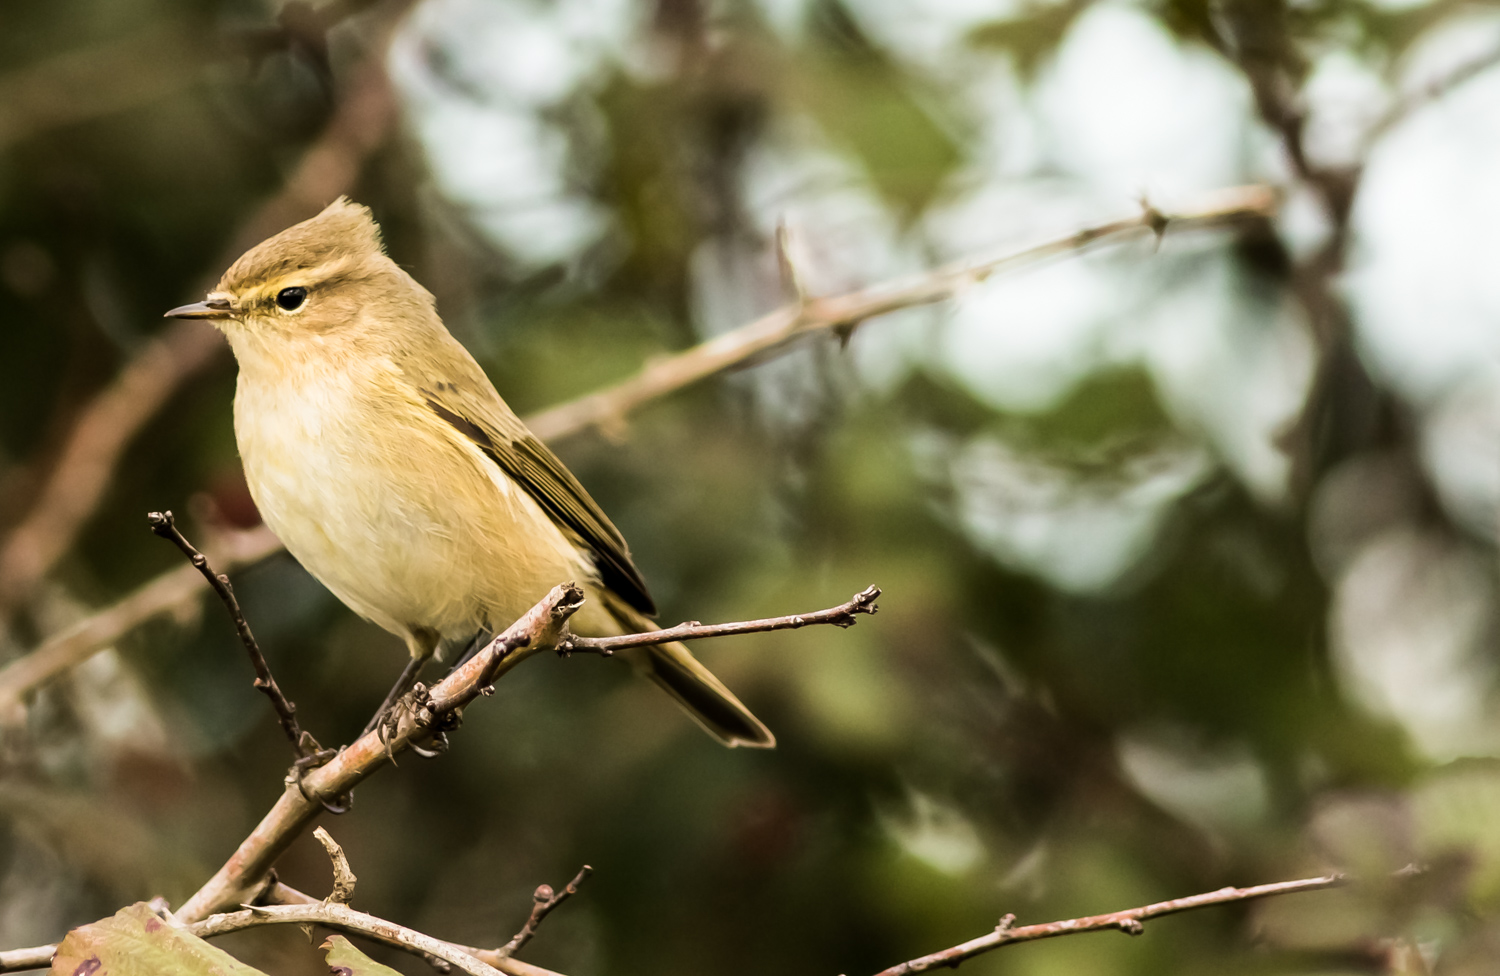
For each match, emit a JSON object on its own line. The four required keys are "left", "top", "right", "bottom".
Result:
{"left": 166, "top": 198, "right": 774, "bottom": 748}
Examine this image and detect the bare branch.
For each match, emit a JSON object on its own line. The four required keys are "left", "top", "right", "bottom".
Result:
{"left": 524, "top": 185, "right": 1277, "bottom": 442}
{"left": 0, "top": 945, "right": 51, "bottom": 973}
{"left": 148, "top": 512, "right": 327, "bottom": 761}
{"left": 499, "top": 866, "right": 593, "bottom": 959}
{"left": 559, "top": 585, "right": 879, "bottom": 656}
{"left": 173, "top": 583, "right": 586, "bottom": 923}
{"left": 869, "top": 872, "right": 1348, "bottom": 975}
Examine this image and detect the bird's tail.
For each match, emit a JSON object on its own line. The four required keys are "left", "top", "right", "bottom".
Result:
{"left": 603, "top": 600, "right": 775, "bottom": 749}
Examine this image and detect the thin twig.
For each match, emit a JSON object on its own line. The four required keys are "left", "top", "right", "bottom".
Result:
{"left": 869, "top": 872, "right": 1348, "bottom": 975}
{"left": 499, "top": 866, "right": 593, "bottom": 958}
{"left": 558, "top": 585, "right": 880, "bottom": 656}
{"left": 147, "top": 511, "right": 325, "bottom": 762}
{"left": 525, "top": 185, "right": 1276, "bottom": 442}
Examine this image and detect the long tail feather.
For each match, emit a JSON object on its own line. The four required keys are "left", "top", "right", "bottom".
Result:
{"left": 604, "top": 601, "right": 775, "bottom": 749}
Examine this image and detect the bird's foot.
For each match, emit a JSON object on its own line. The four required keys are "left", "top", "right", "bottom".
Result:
{"left": 288, "top": 747, "right": 353, "bottom": 815}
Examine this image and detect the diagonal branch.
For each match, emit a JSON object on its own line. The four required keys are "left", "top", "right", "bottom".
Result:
{"left": 172, "top": 582, "right": 587, "bottom": 924}
{"left": 148, "top": 511, "right": 328, "bottom": 762}
{"left": 870, "top": 872, "right": 1348, "bottom": 975}
{"left": 524, "top": 185, "right": 1276, "bottom": 442}
{"left": 196, "top": 902, "right": 508, "bottom": 976}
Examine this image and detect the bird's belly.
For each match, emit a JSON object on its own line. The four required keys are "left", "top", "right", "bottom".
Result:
{"left": 234, "top": 377, "right": 592, "bottom": 641}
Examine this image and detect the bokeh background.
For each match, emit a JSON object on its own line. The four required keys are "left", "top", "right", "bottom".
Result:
{"left": 3, "top": 1, "right": 1500, "bottom": 974}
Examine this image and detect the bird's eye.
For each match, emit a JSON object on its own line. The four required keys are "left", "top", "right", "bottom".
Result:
{"left": 276, "top": 287, "right": 308, "bottom": 311}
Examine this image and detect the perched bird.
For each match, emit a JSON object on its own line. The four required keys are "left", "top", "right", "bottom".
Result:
{"left": 166, "top": 198, "right": 774, "bottom": 748}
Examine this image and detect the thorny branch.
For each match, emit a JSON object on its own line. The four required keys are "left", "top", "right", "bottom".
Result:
{"left": 868, "top": 872, "right": 1349, "bottom": 976}
{"left": 258, "top": 881, "right": 571, "bottom": 976}
{"left": 148, "top": 511, "right": 328, "bottom": 762}
{"left": 499, "top": 866, "right": 594, "bottom": 959}
{"left": 559, "top": 585, "right": 880, "bottom": 656}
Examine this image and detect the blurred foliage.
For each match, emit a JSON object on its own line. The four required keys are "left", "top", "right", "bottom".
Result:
{"left": 2, "top": 1, "right": 1500, "bottom": 975}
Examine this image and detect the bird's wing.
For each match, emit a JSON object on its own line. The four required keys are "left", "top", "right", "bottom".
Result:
{"left": 403, "top": 338, "right": 657, "bottom": 617}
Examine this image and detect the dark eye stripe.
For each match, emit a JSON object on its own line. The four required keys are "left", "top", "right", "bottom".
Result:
{"left": 276, "top": 286, "right": 307, "bottom": 311}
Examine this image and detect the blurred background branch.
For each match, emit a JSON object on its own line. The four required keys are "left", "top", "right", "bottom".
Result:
{"left": 527, "top": 186, "right": 1275, "bottom": 442}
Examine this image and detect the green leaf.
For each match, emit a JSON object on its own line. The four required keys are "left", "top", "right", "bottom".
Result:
{"left": 322, "top": 935, "right": 404, "bottom": 976}
{"left": 51, "top": 903, "right": 268, "bottom": 976}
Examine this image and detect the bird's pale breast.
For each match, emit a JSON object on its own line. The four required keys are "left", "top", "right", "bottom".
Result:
{"left": 232, "top": 349, "right": 598, "bottom": 647}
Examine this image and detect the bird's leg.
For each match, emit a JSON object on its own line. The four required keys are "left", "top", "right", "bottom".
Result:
{"left": 363, "top": 654, "right": 427, "bottom": 737}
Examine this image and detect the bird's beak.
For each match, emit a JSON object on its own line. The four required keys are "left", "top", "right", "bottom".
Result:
{"left": 164, "top": 297, "right": 235, "bottom": 320}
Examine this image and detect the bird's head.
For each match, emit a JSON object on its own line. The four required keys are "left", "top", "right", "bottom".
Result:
{"left": 165, "top": 197, "right": 426, "bottom": 342}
